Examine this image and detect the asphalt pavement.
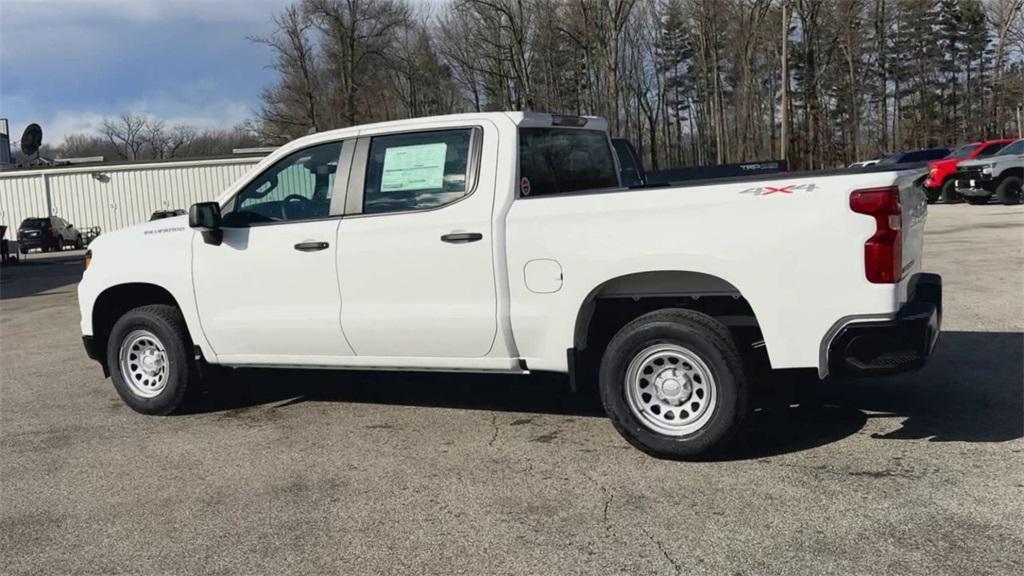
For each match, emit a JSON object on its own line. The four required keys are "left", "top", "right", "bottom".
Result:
{"left": 1, "top": 205, "right": 1022, "bottom": 575}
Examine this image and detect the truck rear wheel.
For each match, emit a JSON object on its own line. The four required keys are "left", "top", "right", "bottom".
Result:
{"left": 996, "top": 176, "right": 1022, "bottom": 205}
{"left": 105, "top": 304, "right": 197, "bottom": 415}
{"left": 599, "top": 309, "right": 747, "bottom": 459}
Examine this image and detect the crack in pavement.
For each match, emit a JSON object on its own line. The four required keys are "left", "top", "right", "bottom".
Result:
{"left": 488, "top": 412, "right": 499, "bottom": 447}
{"left": 640, "top": 525, "right": 683, "bottom": 576}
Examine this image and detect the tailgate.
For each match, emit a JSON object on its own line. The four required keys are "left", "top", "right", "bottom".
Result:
{"left": 896, "top": 170, "right": 928, "bottom": 302}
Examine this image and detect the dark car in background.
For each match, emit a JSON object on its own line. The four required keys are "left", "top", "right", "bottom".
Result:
{"left": 876, "top": 148, "right": 952, "bottom": 165}
{"left": 17, "top": 216, "right": 83, "bottom": 254}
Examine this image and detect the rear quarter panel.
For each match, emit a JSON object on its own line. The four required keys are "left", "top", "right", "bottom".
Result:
{"left": 505, "top": 171, "right": 923, "bottom": 372}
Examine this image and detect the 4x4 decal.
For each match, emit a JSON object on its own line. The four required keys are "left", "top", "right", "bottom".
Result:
{"left": 739, "top": 183, "right": 818, "bottom": 196}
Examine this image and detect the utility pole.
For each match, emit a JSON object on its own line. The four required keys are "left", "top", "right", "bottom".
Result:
{"left": 780, "top": 0, "right": 790, "bottom": 163}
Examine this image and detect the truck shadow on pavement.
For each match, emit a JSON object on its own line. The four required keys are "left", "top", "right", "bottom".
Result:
{"left": 186, "top": 330, "right": 1022, "bottom": 459}
{"left": 0, "top": 252, "right": 86, "bottom": 300}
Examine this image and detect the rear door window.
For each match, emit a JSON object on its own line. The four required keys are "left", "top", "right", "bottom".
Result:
{"left": 518, "top": 128, "right": 619, "bottom": 197}
{"left": 362, "top": 129, "right": 474, "bottom": 215}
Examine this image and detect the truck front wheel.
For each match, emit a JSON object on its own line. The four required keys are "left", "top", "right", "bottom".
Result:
{"left": 105, "top": 304, "right": 197, "bottom": 415}
{"left": 996, "top": 176, "right": 1022, "bottom": 205}
{"left": 939, "top": 180, "right": 960, "bottom": 204}
{"left": 599, "top": 309, "right": 747, "bottom": 459}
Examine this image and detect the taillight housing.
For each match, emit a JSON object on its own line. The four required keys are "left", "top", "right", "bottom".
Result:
{"left": 850, "top": 186, "right": 902, "bottom": 284}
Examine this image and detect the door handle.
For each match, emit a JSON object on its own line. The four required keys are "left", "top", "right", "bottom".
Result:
{"left": 441, "top": 232, "right": 483, "bottom": 244}
{"left": 294, "top": 241, "right": 330, "bottom": 252}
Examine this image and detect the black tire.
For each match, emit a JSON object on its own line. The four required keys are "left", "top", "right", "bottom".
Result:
{"left": 996, "top": 176, "right": 1023, "bottom": 205}
{"left": 925, "top": 187, "right": 940, "bottom": 204}
{"left": 965, "top": 195, "right": 990, "bottom": 205}
{"left": 105, "top": 304, "right": 197, "bottom": 415}
{"left": 74, "top": 235, "right": 83, "bottom": 249}
{"left": 598, "top": 309, "right": 747, "bottom": 459}
{"left": 939, "top": 180, "right": 960, "bottom": 204}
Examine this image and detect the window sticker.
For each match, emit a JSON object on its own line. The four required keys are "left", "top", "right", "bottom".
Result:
{"left": 380, "top": 142, "right": 448, "bottom": 192}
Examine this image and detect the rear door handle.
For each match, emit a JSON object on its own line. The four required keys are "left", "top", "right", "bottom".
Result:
{"left": 294, "top": 241, "right": 330, "bottom": 252}
{"left": 441, "top": 232, "right": 483, "bottom": 244}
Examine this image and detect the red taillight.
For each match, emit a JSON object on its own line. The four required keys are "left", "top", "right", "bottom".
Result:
{"left": 850, "top": 186, "right": 902, "bottom": 284}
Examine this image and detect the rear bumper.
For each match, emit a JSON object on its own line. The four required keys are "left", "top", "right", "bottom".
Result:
{"left": 17, "top": 237, "right": 56, "bottom": 249}
{"left": 827, "top": 273, "right": 942, "bottom": 377}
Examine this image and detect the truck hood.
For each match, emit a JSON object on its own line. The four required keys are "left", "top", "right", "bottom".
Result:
{"left": 88, "top": 215, "right": 191, "bottom": 254}
{"left": 957, "top": 156, "right": 1004, "bottom": 169}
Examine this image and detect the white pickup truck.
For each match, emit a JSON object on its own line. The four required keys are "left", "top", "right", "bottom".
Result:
{"left": 78, "top": 112, "right": 942, "bottom": 458}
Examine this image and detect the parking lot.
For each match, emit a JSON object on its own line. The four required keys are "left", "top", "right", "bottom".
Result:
{"left": 1, "top": 205, "right": 1021, "bottom": 575}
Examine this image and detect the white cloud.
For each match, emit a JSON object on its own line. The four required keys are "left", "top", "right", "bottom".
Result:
{"left": 36, "top": 97, "right": 254, "bottom": 145}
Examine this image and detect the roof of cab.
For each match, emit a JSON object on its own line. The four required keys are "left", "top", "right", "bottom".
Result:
{"left": 282, "top": 111, "right": 608, "bottom": 151}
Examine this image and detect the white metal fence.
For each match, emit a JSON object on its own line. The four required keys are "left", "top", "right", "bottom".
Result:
{"left": 0, "top": 157, "right": 264, "bottom": 235}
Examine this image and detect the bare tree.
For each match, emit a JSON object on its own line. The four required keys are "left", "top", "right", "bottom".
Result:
{"left": 99, "top": 112, "right": 148, "bottom": 160}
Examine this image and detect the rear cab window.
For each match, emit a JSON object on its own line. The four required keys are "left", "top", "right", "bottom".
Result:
{"left": 518, "top": 128, "right": 619, "bottom": 197}
{"left": 21, "top": 218, "right": 50, "bottom": 229}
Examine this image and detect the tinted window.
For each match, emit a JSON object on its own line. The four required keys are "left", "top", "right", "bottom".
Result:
{"left": 977, "top": 143, "right": 1007, "bottom": 157}
{"left": 363, "top": 129, "right": 473, "bottom": 215}
{"left": 612, "top": 139, "right": 644, "bottom": 187}
{"left": 997, "top": 140, "right": 1024, "bottom": 156}
{"left": 948, "top": 144, "right": 979, "bottom": 158}
{"left": 225, "top": 141, "right": 342, "bottom": 226}
{"left": 21, "top": 218, "right": 50, "bottom": 229}
{"left": 876, "top": 152, "right": 904, "bottom": 165}
{"left": 519, "top": 128, "right": 618, "bottom": 196}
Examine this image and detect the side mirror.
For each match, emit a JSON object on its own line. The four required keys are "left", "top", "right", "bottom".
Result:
{"left": 189, "top": 202, "right": 223, "bottom": 245}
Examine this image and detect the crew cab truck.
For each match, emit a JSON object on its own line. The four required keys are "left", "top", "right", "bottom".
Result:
{"left": 953, "top": 139, "right": 1024, "bottom": 205}
{"left": 923, "top": 139, "right": 1013, "bottom": 203}
{"left": 78, "top": 112, "right": 942, "bottom": 459}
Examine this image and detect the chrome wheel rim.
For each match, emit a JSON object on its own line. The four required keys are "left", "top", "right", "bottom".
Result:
{"left": 624, "top": 343, "right": 717, "bottom": 436}
{"left": 119, "top": 330, "right": 169, "bottom": 399}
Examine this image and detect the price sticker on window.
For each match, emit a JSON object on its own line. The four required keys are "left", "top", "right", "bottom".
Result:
{"left": 380, "top": 143, "right": 448, "bottom": 192}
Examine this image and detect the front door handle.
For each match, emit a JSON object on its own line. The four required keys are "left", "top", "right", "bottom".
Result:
{"left": 294, "top": 241, "right": 330, "bottom": 252}
{"left": 441, "top": 232, "right": 483, "bottom": 244}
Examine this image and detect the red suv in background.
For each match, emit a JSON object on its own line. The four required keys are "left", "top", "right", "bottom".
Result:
{"left": 924, "top": 139, "right": 1013, "bottom": 203}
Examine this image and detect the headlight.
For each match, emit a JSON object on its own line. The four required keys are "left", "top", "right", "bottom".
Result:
{"left": 981, "top": 164, "right": 994, "bottom": 175}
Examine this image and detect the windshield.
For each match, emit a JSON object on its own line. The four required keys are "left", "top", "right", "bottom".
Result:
{"left": 947, "top": 144, "right": 979, "bottom": 159}
{"left": 876, "top": 153, "right": 903, "bottom": 165}
{"left": 997, "top": 140, "right": 1024, "bottom": 156}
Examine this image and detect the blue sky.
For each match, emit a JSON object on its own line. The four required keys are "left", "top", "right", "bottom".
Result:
{"left": 0, "top": 0, "right": 294, "bottom": 147}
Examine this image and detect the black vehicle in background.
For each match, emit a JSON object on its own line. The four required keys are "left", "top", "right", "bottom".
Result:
{"left": 876, "top": 148, "right": 952, "bottom": 165}
{"left": 149, "top": 209, "right": 187, "bottom": 221}
{"left": 17, "top": 216, "right": 83, "bottom": 254}
{"left": 610, "top": 137, "right": 787, "bottom": 188}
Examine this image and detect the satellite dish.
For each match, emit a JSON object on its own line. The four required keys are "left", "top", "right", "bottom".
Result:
{"left": 21, "top": 123, "right": 43, "bottom": 156}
